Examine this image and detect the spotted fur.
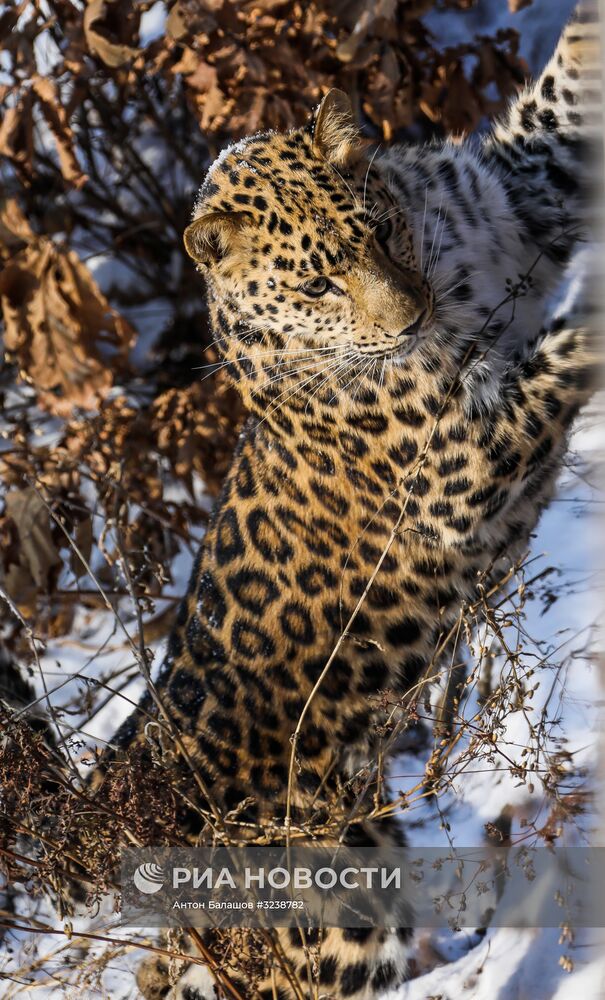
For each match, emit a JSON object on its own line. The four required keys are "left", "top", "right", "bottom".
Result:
{"left": 96, "top": 5, "right": 601, "bottom": 998}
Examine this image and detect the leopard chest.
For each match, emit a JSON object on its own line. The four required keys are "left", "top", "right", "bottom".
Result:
{"left": 187, "top": 418, "right": 488, "bottom": 682}
{"left": 151, "top": 377, "right": 545, "bottom": 816}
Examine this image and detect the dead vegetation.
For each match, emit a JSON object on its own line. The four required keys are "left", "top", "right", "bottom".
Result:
{"left": 0, "top": 1, "right": 597, "bottom": 997}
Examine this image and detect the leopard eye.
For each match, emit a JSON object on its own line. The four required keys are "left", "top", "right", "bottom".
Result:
{"left": 374, "top": 217, "right": 392, "bottom": 245}
{"left": 301, "top": 276, "right": 332, "bottom": 298}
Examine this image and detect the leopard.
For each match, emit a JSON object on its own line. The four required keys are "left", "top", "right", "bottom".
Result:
{"left": 88, "top": 3, "right": 601, "bottom": 998}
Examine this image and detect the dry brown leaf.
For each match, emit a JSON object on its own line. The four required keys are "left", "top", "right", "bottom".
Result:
{"left": 336, "top": 0, "right": 397, "bottom": 63}
{"left": 1, "top": 563, "right": 38, "bottom": 616}
{"left": 472, "top": 34, "right": 526, "bottom": 121}
{"left": 185, "top": 60, "right": 219, "bottom": 93}
{"left": 83, "top": 0, "right": 141, "bottom": 67}
{"left": 365, "top": 45, "right": 413, "bottom": 132}
{"left": 152, "top": 380, "right": 244, "bottom": 496}
{"left": 170, "top": 46, "right": 200, "bottom": 75}
{"left": 421, "top": 59, "right": 483, "bottom": 134}
{"left": 31, "top": 76, "right": 88, "bottom": 189}
{"left": 0, "top": 199, "right": 34, "bottom": 258}
{"left": 166, "top": 0, "right": 219, "bottom": 43}
{"left": 240, "top": 0, "right": 285, "bottom": 12}
{"left": 198, "top": 84, "right": 231, "bottom": 132}
{"left": 0, "top": 91, "right": 34, "bottom": 171}
{"left": 166, "top": 0, "right": 188, "bottom": 41}
{"left": 2, "top": 489, "right": 63, "bottom": 611}
{"left": 0, "top": 239, "right": 135, "bottom": 415}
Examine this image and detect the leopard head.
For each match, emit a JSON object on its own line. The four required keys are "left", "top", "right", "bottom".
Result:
{"left": 184, "top": 92, "right": 436, "bottom": 413}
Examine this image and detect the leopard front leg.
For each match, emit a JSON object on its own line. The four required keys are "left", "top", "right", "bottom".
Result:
{"left": 498, "top": 318, "right": 598, "bottom": 506}
{"left": 470, "top": 318, "right": 599, "bottom": 533}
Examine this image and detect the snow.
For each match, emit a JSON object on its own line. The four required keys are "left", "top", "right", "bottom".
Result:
{"left": 139, "top": 2, "right": 167, "bottom": 48}
{"left": 390, "top": 927, "right": 605, "bottom": 1000}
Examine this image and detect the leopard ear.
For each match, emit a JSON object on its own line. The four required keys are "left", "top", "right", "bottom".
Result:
{"left": 312, "top": 90, "right": 366, "bottom": 167}
{"left": 183, "top": 211, "right": 249, "bottom": 266}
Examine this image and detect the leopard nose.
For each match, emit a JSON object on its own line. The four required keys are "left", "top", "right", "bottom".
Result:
{"left": 400, "top": 309, "right": 426, "bottom": 337}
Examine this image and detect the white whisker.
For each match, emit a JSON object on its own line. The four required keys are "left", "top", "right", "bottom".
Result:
{"left": 363, "top": 145, "right": 382, "bottom": 213}
{"left": 350, "top": 360, "right": 373, "bottom": 401}
{"left": 256, "top": 355, "right": 355, "bottom": 428}
{"left": 305, "top": 355, "right": 357, "bottom": 412}
{"left": 255, "top": 346, "right": 347, "bottom": 376}
{"left": 253, "top": 355, "right": 345, "bottom": 394}
{"left": 433, "top": 270, "right": 484, "bottom": 301}
{"left": 419, "top": 184, "right": 429, "bottom": 271}
{"left": 336, "top": 358, "right": 372, "bottom": 401}
{"left": 426, "top": 198, "right": 447, "bottom": 279}
{"left": 428, "top": 209, "right": 448, "bottom": 279}
{"left": 193, "top": 345, "right": 348, "bottom": 378}
{"left": 197, "top": 360, "right": 235, "bottom": 384}
{"left": 331, "top": 164, "right": 362, "bottom": 211}
{"left": 373, "top": 205, "right": 408, "bottom": 225}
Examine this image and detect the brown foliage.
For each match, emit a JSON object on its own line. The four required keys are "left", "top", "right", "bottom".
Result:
{"left": 0, "top": 201, "right": 134, "bottom": 415}
{"left": 0, "top": 701, "right": 181, "bottom": 908}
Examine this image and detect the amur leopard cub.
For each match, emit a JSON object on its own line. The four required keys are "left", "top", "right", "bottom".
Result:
{"left": 97, "top": 4, "right": 601, "bottom": 998}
